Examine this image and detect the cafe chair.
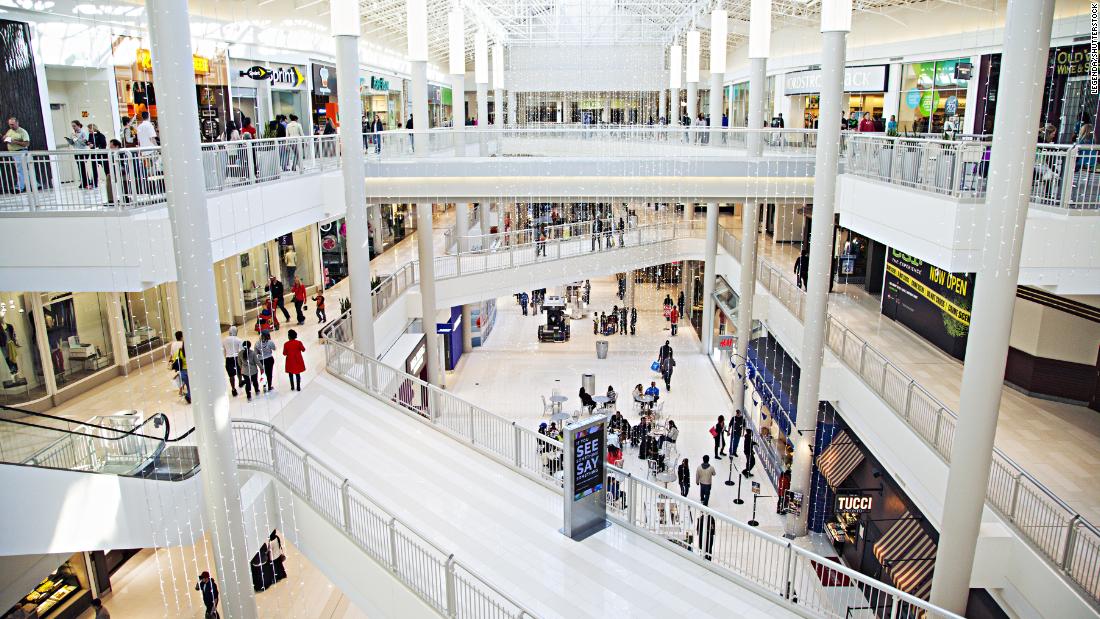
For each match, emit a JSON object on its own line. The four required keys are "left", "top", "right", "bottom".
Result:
{"left": 541, "top": 395, "right": 554, "bottom": 417}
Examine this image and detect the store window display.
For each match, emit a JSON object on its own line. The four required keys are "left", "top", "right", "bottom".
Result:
{"left": 0, "top": 294, "right": 45, "bottom": 406}
{"left": 898, "top": 58, "right": 969, "bottom": 134}
{"left": 123, "top": 284, "right": 176, "bottom": 357}
{"left": 240, "top": 246, "right": 271, "bottom": 310}
{"left": 41, "top": 292, "right": 115, "bottom": 384}
{"left": 5, "top": 553, "right": 94, "bottom": 619}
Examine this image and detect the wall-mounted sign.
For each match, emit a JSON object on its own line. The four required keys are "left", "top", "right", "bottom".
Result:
{"left": 1053, "top": 45, "right": 1093, "bottom": 78}
{"left": 835, "top": 493, "right": 874, "bottom": 514}
{"left": 717, "top": 336, "right": 735, "bottom": 350}
{"left": 882, "top": 249, "right": 974, "bottom": 360}
{"left": 371, "top": 76, "right": 389, "bottom": 91}
{"left": 192, "top": 55, "right": 210, "bottom": 75}
{"left": 239, "top": 65, "right": 305, "bottom": 88}
{"left": 954, "top": 62, "right": 973, "bottom": 80}
{"left": 136, "top": 48, "right": 152, "bottom": 71}
{"left": 784, "top": 65, "right": 888, "bottom": 95}
{"left": 311, "top": 63, "right": 337, "bottom": 96}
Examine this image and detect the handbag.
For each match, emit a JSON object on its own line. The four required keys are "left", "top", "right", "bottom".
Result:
{"left": 709, "top": 426, "right": 718, "bottom": 438}
{"left": 650, "top": 361, "right": 660, "bottom": 371}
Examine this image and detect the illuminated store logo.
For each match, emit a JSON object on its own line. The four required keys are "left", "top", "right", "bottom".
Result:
{"left": 835, "top": 494, "right": 873, "bottom": 514}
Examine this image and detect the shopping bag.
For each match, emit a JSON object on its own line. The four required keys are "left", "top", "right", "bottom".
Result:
{"left": 172, "top": 373, "right": 182, "bottom": 389}
{"left": 709, "top": 426, "right": 718, "bottom": 438}
{"left": 650, "top": 361, "right": 660, "bottom": 372}
{"left": 257, "top": 369, "right": 268, "bottom": 392}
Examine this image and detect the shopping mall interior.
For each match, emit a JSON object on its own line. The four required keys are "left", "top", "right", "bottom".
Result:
{"left": 0, "top": 0, "right": 1099, "bottom": 617}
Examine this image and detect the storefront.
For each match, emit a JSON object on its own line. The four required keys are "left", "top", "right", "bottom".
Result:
{"left": 230, "top": 58, "right": 310, "bottom": 136}
{"left": 438, "top": 307, "right": 464, "bottom": 370}
{"left": 1041, "top": 44, "right": 1098, "bottom": 143}
{"left": 212, "top": 225, "right": 320, "bottom": 328}
{"left": 0, "top": 293, "right": 46, "bottom": 406}
{"left": 360, "top": 73, "right": 404, "bottom": 130}
{"left": 4, "top": 552, "right": 106, "bottom": 619}
{"left": 428, "top": 83, "right": 448, "bottom": 128}
{"left": 121, "top": 283, "right": 178, "bottom": 358}
{"left": 318, "top": 217, "right": 349, "bottom": 287}
{"left": 113, "top": 38, "right": 231, "bottom": 142}
{"left": 310, "top": 61, "right": 338, "bottom": 131}
{"left": 897, "top": 57, "right": 971, "bottom": 134}
{"left": 881, "top": 248, "right": 974, "bottom": 360}
{"left": 784, "top": 65, "right": 887, "bottom": 129}
{"left": 469, "top": 299, "right": 497, "bottom": 347}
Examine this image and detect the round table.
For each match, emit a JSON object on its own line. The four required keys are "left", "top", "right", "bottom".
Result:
{"left": 549, "top": 395, "right": 568, "bottom": 414}
{"left": 592, "top": 395, "right": 612, "bottom": 410}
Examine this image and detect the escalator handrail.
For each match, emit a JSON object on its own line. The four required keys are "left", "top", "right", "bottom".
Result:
{"left": 0, "top": 404, "right": 195, "bottom": 443}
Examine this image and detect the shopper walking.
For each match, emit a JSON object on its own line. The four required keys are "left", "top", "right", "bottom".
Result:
{"left": 270, "top": 529, "right": 288, "bottom": 581}
{"left": 91, "top": 598, "right": 111, "bottom": 619}
{"left": 371, "top": 114, "right": 384, "bottom": 154}
{"left": 169, "top": 331, "right": 191, "bottom": 404}
{"left": 711, "top": 414, "right": 726, "bottom": 460}
{"left": 267, "top": 276, "right": 291, "bottom": 321}
{"left": 669, "top": 305, "right": 679, "bottom": 336}
{"left": 257, "top": 330, "right": 277, "bottom": 392}
{"left": 312, "top": 291, "right": 326, "bottom": 323}
{"left": 677, "top": 458, "right": 690, "bottom": 497}
{"left": 283, "top": 329, "right": 306, "bottom": 391}
{"left": 195, "top": 571, "right": 219, "bottom": 617}
{"left": 696, "top": 455, "right": 716, "bottom": 506}
{"left": 4, "top": 116, "right": 31, "bottom": 192}
{"left": 291, "top": 277, "right": 307, "bottom": 325}
{"left": 776, "top": 466, "right": 791, "bottom": 514}
{"left": 729, "top": 409, "right": 745, "bottom": 457}
{"left": 70, "top": 121, "right": 91, "bottom": 188}
{"left": 659, "top": 354, "right": 674, "bottom": 391}
{"left": 741, "top": 428, "right": 756, "bottom": 478}
{"left": 619, "top": 306, "right": 628, "bottom": 336}
{"left": 237, "top": 340, "right": 261, "bottom": 401}
{"left": 794, "top": 250, "right": 809, "bottom": 290}
{"left": 222, "top": 326, "right": 242, "bottom": 397}
{"left": 658, "top": 339, "right": 673, "bottom": 364}
{"left": 284, "top": 246, "right": 298, "bottom": 284}
{"left": 519, "top": 291, "right": 529, "bottom": 315}
{"left": 630, "top": 307, "right": 637, "bottom": 335}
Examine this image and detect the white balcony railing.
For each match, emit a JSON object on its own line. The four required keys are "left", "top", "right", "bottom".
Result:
{"left": 844, "top": 134, "right": 1100, "bottom": 210}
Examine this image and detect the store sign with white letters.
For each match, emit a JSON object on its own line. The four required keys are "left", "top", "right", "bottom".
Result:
{"left": 784, "top": 65, "right": 888, "bottom": 95}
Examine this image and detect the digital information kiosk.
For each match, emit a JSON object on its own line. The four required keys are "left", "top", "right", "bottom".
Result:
{"left": 562, "top": 415, "right": 610, "bottom": 541}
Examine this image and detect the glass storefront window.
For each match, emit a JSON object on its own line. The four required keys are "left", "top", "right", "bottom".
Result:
{"left": 123, "top": 284, "right": 176, "bottom": 356}
{"left": 899, "top": 58, "right": 969, "bottom": 134}
{"left": 0, "top": 293, "right": 46, "bottom": 406}
{"left": 319, "top": 218, "right": 348, "bottom": 288}
{"left": 280, "top": 226, "right": 315, "bottom": 287}
{"left": 240, "top": 245, "right": 270, "bottom": 310}
{"left": 41, "top": 292, "right": 115, "bottom": 384}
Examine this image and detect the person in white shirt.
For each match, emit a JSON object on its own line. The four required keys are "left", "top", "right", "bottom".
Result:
{"left": 136, "top": 111, "right": 157, "bottom": 147}
{"left": 283, "top": 114, "right": 303, "bottom": 170}
{"left": 284, "top": 247, "right": 297, "bottom": 283}
{"left": 222, "top": 326, "right": 243, "bottom": 397}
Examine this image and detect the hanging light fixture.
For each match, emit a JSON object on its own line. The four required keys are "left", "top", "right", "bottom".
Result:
{"left": 475, "top": 30, "right": 489, "bottom": 84}
{"left": 710, "top": 9, "right": 728, "bottom": 74}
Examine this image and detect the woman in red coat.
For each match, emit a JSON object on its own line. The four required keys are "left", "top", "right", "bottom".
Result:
{"left": 282, "top": 329, "right": 306, "bottom": 391}
{"left": 291, "top": 277, "right": 307, "bottom": 326}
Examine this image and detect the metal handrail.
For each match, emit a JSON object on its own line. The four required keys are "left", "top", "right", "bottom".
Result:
{"left": 232, "top": 418, "right": 540, "bottom": 619}
{"left": 320, "top": 325, "right": 959, "bottom": 618}
{"left": 741, "top": 235, "right": 1100, "bottom": 602}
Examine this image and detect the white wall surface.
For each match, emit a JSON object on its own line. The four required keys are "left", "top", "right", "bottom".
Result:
{"left": 507, "top": 45, "right": 666, "bottom": 91}
{"left": 836, "top": 175, "right": 1100, "bottom": 293}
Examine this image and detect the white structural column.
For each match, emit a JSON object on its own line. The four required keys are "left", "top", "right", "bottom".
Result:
{"left": 659, "top": 89, "right": 667, "bottom": 122}
{"left": 455, "top": 201, "right": 474, "bottom": 353}
{"left": 475, "top": 31, "right": 489, "bottom": 156}
{"left": 787, "top": 0, "right": 849, "bottom": 539}
{"left": 699, "top": 202, "right": 719, "bottom": 354}
{"left": 669, "top": 44, "right": 682, "bottom": 124}
{"left": 492, "top": 43, "right": 505, "bottom": 130}
{"left": 683, "top": 201, "right": 693, "bottom": 222}
{"left": 686, "top": 30, "right": 700, "bottom": 123}
{"left": 332, "top": 4, "right": 376, "bottom": 357}
{"left": 146, "top": 3, "right": 258, "bottom": 617}
{"left": 734, "top": 0, "right": 771, "bottom": 415}
{"left": 408, "top": 0, "right": 428, "bottom": 157}
{"left": 930, "top": 0, "right": 1054, "bottom": 612}
{"left": 416, "top": 203, "right": 444, "bottom": 387}
{"left": 448, "top": 8, "right": 466, "bottom": 153}
{"left": 708, "top": 8, "right": 727, "bottom": 144}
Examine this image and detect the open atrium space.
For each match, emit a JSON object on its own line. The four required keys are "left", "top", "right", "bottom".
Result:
{"left": 1, "top": 0, "right": 1100, "bottom": 617}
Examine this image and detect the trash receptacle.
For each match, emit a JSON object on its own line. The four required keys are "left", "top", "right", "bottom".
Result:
{"left": 596, "top": 340, "right": 609, "bottom": 360}
{"left": 582, "top": 372, "right": 596, "bottom": 395}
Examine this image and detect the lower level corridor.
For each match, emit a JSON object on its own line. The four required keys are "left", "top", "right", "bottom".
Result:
{"left": 716, "top": 209, "right": 1100, "bottom": 526}
{"left": 268, "top": 369, "right": 798, "bottom": 619}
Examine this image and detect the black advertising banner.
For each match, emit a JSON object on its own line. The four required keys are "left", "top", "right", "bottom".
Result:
{"left": 311, "top": 63, "right": 337, "bottom": 96}
{"left": 572, "top": 425, "right": 605, "bottom": 501}
{"left": 882, "top": 249, "right": 975, "bottom": 360}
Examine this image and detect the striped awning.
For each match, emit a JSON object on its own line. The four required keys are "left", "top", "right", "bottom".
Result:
{"left": 873, "top": 513, "right": 937, "bottom": 600}
{"left": 816, "top": 430, "right": 864, "bottom": 489}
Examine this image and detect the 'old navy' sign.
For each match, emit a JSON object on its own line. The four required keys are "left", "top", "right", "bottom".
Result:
{"left": 784, "top": 65, "right": 888, "bottom": 95}
{"left": 240, "top": 65, "right": 306, "bottom": 88}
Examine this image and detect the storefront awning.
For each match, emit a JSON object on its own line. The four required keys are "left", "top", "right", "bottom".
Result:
{"left": 873, "top": 513, "right": 937, "bottom": 600}
{"left": 816, "top": 430, "right": 863, "bottom": 489}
